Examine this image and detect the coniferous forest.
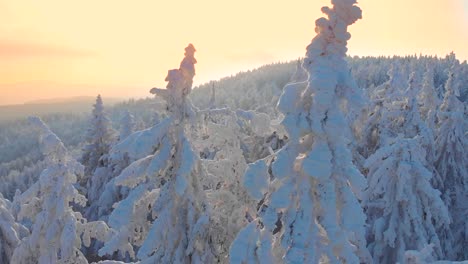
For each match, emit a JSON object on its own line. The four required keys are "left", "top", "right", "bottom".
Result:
{"left": 0, "top": 1, "right": 467, "bottom": 263}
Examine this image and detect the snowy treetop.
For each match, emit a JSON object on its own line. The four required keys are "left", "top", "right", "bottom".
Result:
{"left": 150, "top": 44, "right": 197, "bottom": 120}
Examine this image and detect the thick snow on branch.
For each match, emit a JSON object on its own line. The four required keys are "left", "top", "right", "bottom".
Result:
{"left": 435, "top": 68, "right": 468, "bottom": 260}
{"left": 365, "top": 136, "right": 450, "bottom": 263}
{"left": 0, "top": 194, "right": 28, "bottom": 264}
{"left": 11, "top": 117, "right": 112, "bottom": 264}
{"left": 81, "top": 95, "right": 116, "bottom": 177}
{"left": 232, "top": 1, "right": 370, "bottom": 263}
{"left": 150, "top": 43, "right": 198, "bottom": 121}
{"left": 100, "top": 44, "right": 214, "bottom": 263}
{"left": 119, "top": 110, "right": 136, "bottom": 142}
{"left": 110, "top": 117, "right": 172, "bottom": 164}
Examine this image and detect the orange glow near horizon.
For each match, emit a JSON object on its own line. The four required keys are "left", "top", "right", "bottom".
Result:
{"left": 0, "top": 0, "right": 467, "bottom": 105}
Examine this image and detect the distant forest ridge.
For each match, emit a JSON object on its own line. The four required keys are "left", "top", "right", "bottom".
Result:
{"left": 0, "top": 96, "right": 123, "bottom": 122}
{"left": 1, "top": 54, "right": 467, "bottom": 123}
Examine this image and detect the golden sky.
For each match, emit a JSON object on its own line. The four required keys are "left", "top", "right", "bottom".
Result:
{"left": 1, "top": 0, "right": 467, "bottom": 105}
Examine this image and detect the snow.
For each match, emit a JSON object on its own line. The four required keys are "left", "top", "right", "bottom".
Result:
{"left": 11, "top": 117, "right": 112, "bottom": 264}
{"left": 110, "top": 117, "right": 172, "bottom": 163}
{"left": 231, "top": 0, "right": 371, "bottom": 262}
{"left": 243, "top": 160, "right": 269, "bottom": 200}
{"left": 119, "top": 110, "right": 136, "bottom": 141}
{"left": 0, "top": 193, "right": 27, "bottom": 263}
{"left": 301, "top": 141, "right": 333, "bottom": 179}
{"left": 175, "top": 139, "right": 196, "bottom": 195}
{"left": 1, "top": 2, "right": 467, "bottom": 264}
{"left": 108, "top": 185, "right": 147, "bottom": 229}
{"left": 99, "top": 44, "right": 215, "bottom": 263}
{"left": 365, "top": 136, "right": 451, "bottom": 263}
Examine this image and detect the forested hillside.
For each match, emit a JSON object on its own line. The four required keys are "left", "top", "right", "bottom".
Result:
{"left": 0, "top": 0, "right": 467, "bottom": 261}
{"left": 2, "top": 55, "right": 466, "bottom": 198}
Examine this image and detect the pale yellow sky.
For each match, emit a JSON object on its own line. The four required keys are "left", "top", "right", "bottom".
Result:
{"left": 1, "top": 0, "right": 467, "bottom": 105}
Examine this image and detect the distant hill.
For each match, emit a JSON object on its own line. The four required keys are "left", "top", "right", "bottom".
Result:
{"left": 0, "top": 96, "right": 124, "bottom": 122}
{"left": 190, "top": 56, "right": 468, "bottom": 112}
{"left": 23, "top": 96, "right": 116, "bottom": 105}
{"left": 2, "top": 55, "right": 466, "bottom": 124}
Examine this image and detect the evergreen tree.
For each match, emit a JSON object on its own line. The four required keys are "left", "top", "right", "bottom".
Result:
{"left": 435, "top": 69, "right": 468, "bottom": 260}
{"left": 419, "top": 63, "right": 441, "bottom": 131}
{"left": 231, "top": 1, "right": 371, "bottom": 262}
{"left": 194, "top": 108, "right": 256, "bottom": 261}
{"left": 364, "top": 70, "right": 453, "bottom": 262}
{"left": 289, "top": 59, "right": 307, "bottom": 83}
{"left": 358, "top": 99, "right": 385, "bottom": 158}
{"left": 81, "top": 95, "right": 116, "bottom": 181}
{"left": 11, "top": 117, "right": 111, "bottom": 264}
{"left": 119, "top": 111, "right": 135, "bottom": 142}
{"left": 0, "top": 193, "right": 28, "bottom": 263}
{"left": 372, "top": 62, "right": 407, "bottom": 102}
{"left": 99, "top": 44, "right": 215, "bottom": 263}
{"left": 82, "top": 95, "right": 117, "bottom": 220}
{"left": 364, "top": 135, "right": 450, "bottom": 263}
{"left": 408, "top": 72, "right": 447, "bottom": 190}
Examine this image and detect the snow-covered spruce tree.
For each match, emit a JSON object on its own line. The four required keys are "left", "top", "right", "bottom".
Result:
{"left": 0, "top": 193, "right": 28, "bottom": 263}
{"left": 403, "top": 73, "right": 434, "bottom": 149}
{"left": 96, "top": 123, "right": 171, "bottom": 260}
{"left": 419, "top": 63, "right": 441, "bottom": 131}
{"left": 191, "top": 107, "right": 257, "bottom": 261}
{"left": 364, "top": 134, "right": 451, "bottom": 263}
{"left": 85, "top": 166, "right": 119, "bottom": 222}
{"left": 370, "top": 62, "right": 407, "bottom": 101}
{"left": 360, "top": 72, "right": 433, "bottom": 161}
{"left": 357, "top": 98, "right": 386, "bottom": 159}
{"left": 404, "top": 244, "right": 439, "bottom": 264}
{"left": 99, "top": 44, "right": 214, "bottom": 263}
{"left": 230, "top": 1, "right": 371, "bottom": 263}
{"left": 119, "top": 111, "right": 135, "bottom": 142}
{"left": 82, "top": 96, "right": 118, "bottom": 220}
{"left": 235, "top": 109, "right": 273, "bottom": 138}
{"left": 358, "top": 64, "right": 413, "bottom": 160}
{"left": 440, "top": 70, "right": 463, "bottom": 113}
{"left": 290, "top": 59, "right": 308, "bottom": 83}
{"left": 363, "top": 71, "right": 452, "bottom": 262}
{"left": 358, "top": 98, "right": 409, "bottom": 161}
{"left": 435, "top": 70, "right": 468, "bottom": 261}
{"left": 80, "top": 95, "right": 116, "bottom": 184}
{"left": 235, "top": 109, "right": 277, "bottom": 162}
{"left": 11, "top": 117, "right": 112, "bottom": 264}
{"left": 89, "top": 110, "right": 166, "bottom": 223}
{"left": 90, "top": 115, "right": 171, "bottom": 223}
{"left": 402, "top": 72, "right": 445, "bottom": 190}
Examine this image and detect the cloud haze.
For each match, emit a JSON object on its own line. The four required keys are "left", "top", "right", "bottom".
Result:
{"left": 0, "top": 40, "right": 94, "bottom": 59}
{"left": 0, "top": 0, "right": 467, "bottom": 105}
